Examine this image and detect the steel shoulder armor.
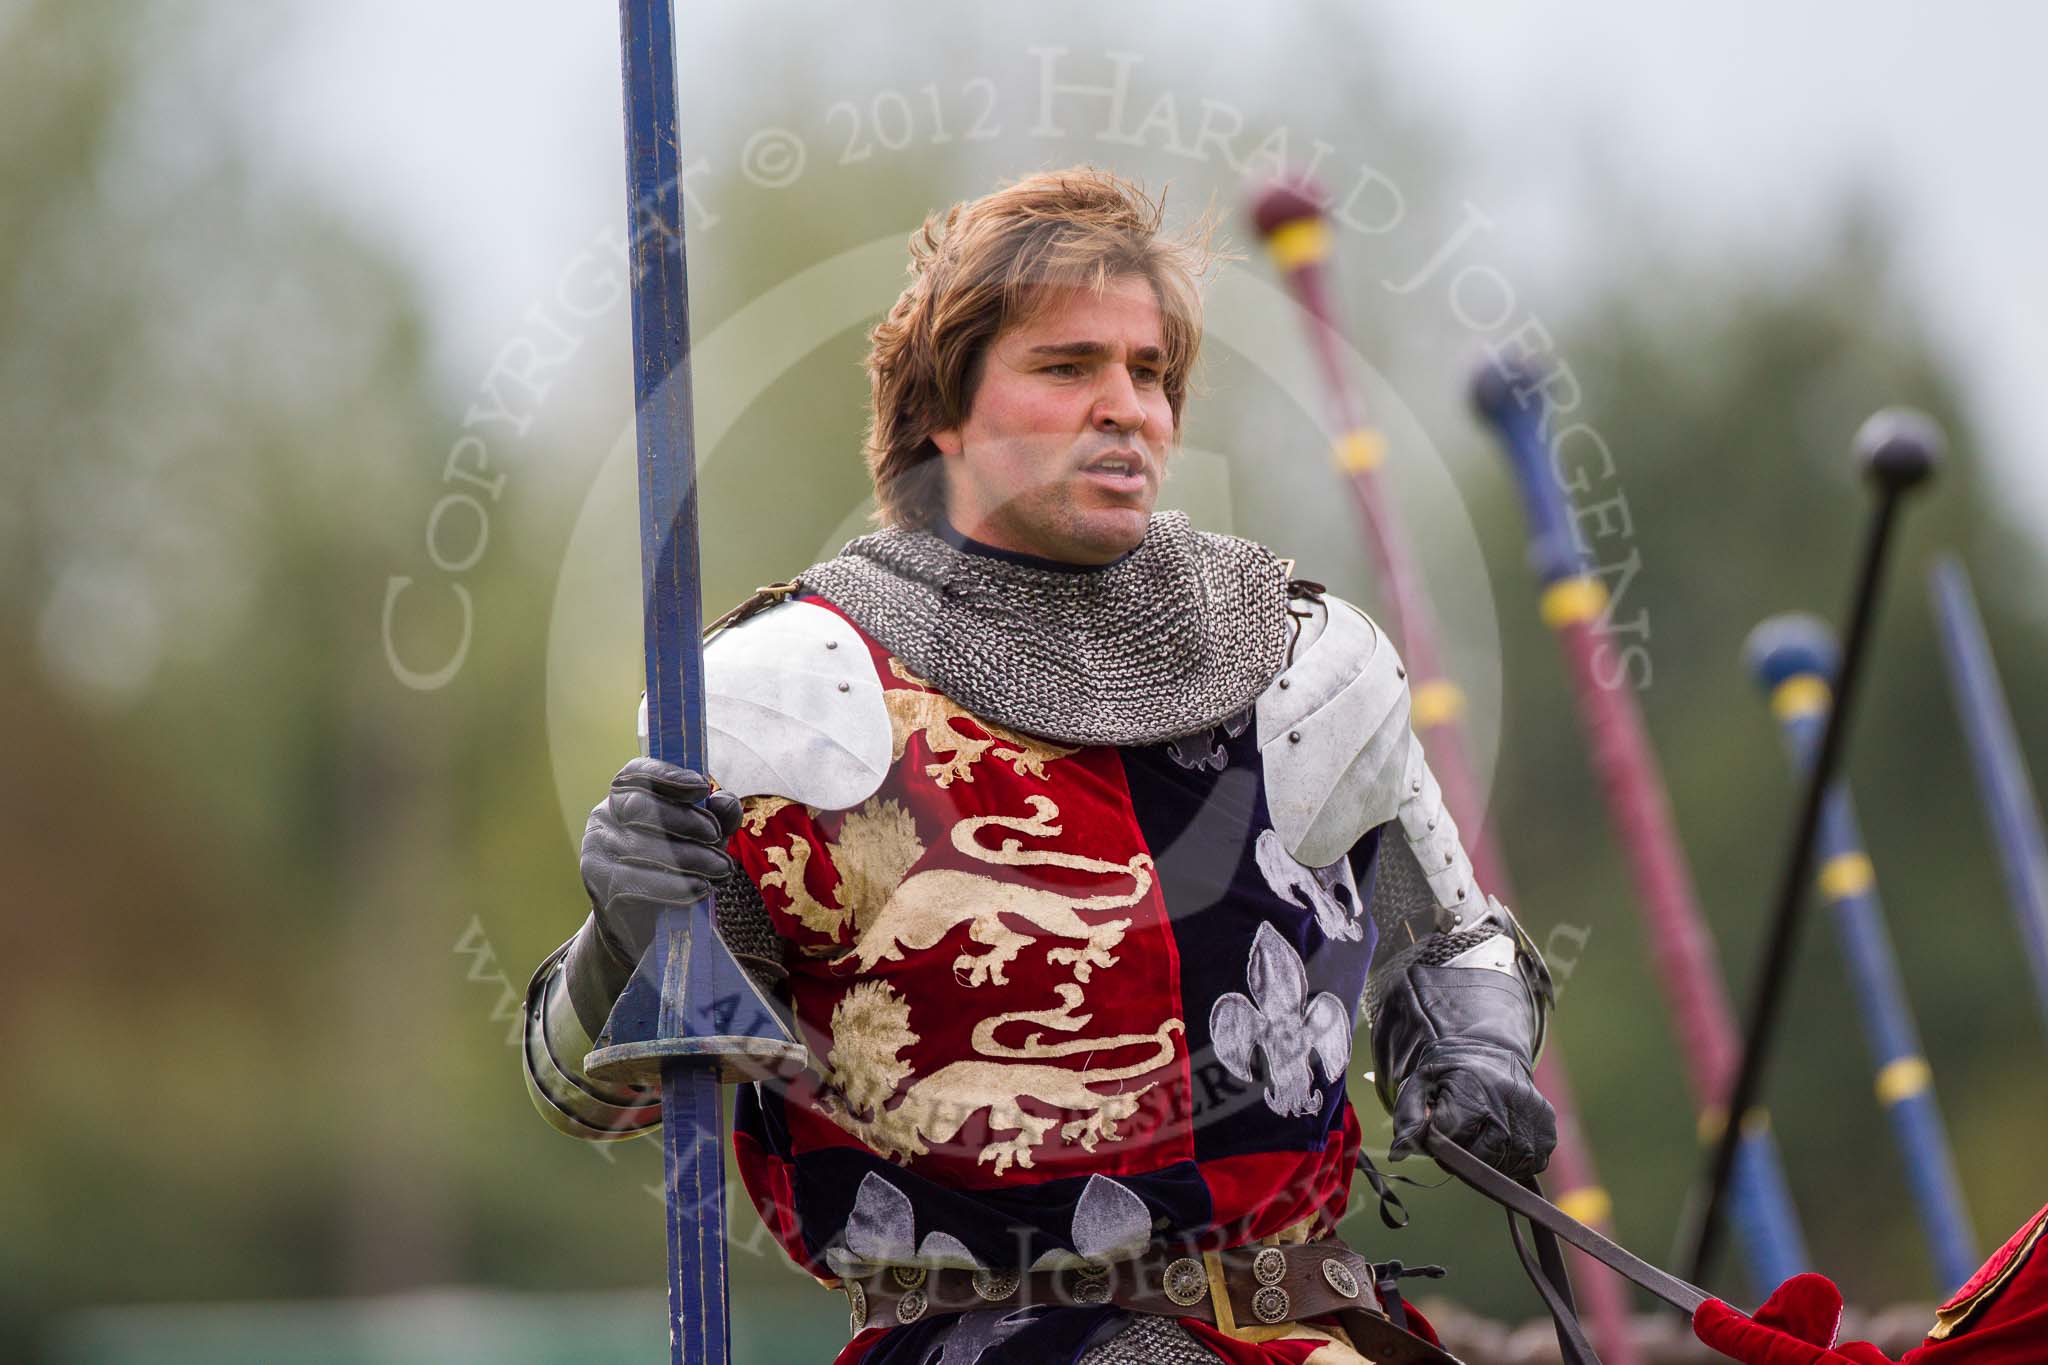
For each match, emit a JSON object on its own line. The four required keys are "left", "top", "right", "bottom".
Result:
{"left": 523, "top": 597, "right": 889, "bottom": 1139}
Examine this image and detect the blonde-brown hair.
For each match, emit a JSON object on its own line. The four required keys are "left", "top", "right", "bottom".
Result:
{"left": 863, "top": 166, "right": 1218, "bottom": 530}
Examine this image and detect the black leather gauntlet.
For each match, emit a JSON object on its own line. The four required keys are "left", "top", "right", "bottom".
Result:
{"left": 522, "top": 757, "right": 745, "bottom": 1141}
{"left": 1369, "top": 906, "right": 1556, "bottom": 1179}
{"left": 563, "top": 756, "right": 743, "bottom": 1030}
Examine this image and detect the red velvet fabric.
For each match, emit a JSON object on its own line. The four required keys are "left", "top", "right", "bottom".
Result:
{"left": 1178, "top": 1318, "right": 1352, "bottom": 1363}
{"left": 1695, "top": 1202, "right": 2048, "bottom": 1365}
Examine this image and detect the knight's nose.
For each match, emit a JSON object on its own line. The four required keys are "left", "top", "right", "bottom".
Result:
{"left": 1093, "top": 372, "right": 1144, "bottom": 433}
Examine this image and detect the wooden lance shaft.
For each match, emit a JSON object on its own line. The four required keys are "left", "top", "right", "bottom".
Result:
{"left": 1471, "top": 357, "right": 1812, "bottom": 1292}
{"left": 585, "top": 5, "right": 808, "bottom": 1362}
{"left": 1930, "top": 555, "right": 2048, "bottom": 1046}
{"left": 1746, "top": 615, "right": 1978, "bottom": 1294}
{"left": 1254, "top": 183, "right": 1643, "bottom": 1365}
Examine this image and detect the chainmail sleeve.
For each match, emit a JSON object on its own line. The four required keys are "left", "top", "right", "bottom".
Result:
{"left": 710, "top": 868, "right": 787, "bottom": 994}
{"left": 1361, "top": 832, "right": 1495, "bottom": 1025}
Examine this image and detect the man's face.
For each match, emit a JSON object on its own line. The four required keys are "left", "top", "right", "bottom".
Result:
{"left": 934, "top": 275, "right": 1176, "bottom": 565}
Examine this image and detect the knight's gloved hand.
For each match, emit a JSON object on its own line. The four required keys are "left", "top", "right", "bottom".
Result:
{"left": 562, "top": 757, "right": 742, "bottom": 1033}
{"left": 581, "top": 757, "right": 743, "bottom": 963}
{"left": 1694, "top": 1274, "right": 1899, "bottom": 1365}
{"left": 1385, "top": 1040, "right": 1556, "bottom": 1180}
{"left": 1371, "top": 920, "right": 1556, "bottom": 1180}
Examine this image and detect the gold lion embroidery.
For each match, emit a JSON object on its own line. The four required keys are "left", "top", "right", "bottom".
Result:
{"left": 886, "top": 659, "right": 1077, "bottom": 787}
{"left": 846, "top": 795, "right": 1153, "bottom": 986}
{"left": 739, "top": 795, "right": 796, "bottom": 836}
{"left": 823, "top": 979, "right": 1183, "bottom": 1174}
{"left": 756, "top": 797, "right": 925, "bottom": 940}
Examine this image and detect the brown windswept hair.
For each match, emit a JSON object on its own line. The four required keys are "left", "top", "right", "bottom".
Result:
{"left": 863, "top": 166, "right": 1220, "bottom": 529}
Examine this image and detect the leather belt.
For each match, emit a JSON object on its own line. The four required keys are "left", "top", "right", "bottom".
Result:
{"left": 846, "top": 1240, "right": 1461, "bottom": 1364}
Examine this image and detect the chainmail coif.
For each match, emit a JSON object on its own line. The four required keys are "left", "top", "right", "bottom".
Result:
{"left": 795, "top": 511, "right": 1292, "bottom": 747}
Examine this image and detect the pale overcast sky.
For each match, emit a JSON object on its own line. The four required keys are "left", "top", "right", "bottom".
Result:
{"left": 243, "top": 1, "right": 2048, "bottom": 521}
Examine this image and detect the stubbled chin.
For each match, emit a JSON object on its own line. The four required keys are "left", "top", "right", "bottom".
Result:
{"left": 1065, "top": 504, "right": 1150, "bottom": 560}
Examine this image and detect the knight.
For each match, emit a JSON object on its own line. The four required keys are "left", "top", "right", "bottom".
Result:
{"left": 522, "top": 166, "right": 1557, "bottom": 1364}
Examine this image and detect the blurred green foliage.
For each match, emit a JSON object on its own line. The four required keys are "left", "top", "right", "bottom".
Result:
{"left": 4, "top": 1, "right": 2043, "bottom": 1361}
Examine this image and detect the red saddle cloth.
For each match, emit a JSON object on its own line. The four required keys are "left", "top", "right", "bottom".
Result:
{"left": 1694, "top": 1202, "right": 2048, "bottom": 1365}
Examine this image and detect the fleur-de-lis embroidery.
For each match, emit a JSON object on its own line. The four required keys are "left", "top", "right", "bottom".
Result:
{"left": 1253, "top": 828, "right": 1365, "bottom": 942}
{"left": 1209, "top": 921, "right": 1351, "bottom": 1117}
{"left": 1162, "top": 706, "right": 1253, "bottom": 772}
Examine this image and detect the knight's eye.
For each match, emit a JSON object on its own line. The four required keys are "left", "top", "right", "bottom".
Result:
{"left": 1044, "top": 363, "right": 1082, "bottom": 376}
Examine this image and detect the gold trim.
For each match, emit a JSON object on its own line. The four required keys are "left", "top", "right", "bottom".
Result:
{"left": 1202, "top": 1251, "right": 1237, "bottom": 1335}
{"left": 1932, "top": 1206, "right": 2048, "bottom": 1339}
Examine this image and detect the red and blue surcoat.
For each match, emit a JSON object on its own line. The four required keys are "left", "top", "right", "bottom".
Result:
{"left": 725, "top": 596, "right": 1385, "bottom": 1362}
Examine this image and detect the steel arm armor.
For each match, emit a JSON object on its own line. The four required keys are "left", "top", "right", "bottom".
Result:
{"left": 1361, "top": 734, "right": 1554, "bottom": 1114}
{"left": 1252, "top": 590, "right": 1552, "bottom": 1124}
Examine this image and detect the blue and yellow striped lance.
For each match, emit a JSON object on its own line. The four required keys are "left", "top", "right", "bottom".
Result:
{"left": 1746, "top": 614, "right": 1978, "bottom": 1294}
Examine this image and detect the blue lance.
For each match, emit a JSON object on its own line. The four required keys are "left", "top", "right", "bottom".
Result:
{"left": 583, "top": 4, "right": 808, "bottom": 1362}
{"left": 1745, "top": 614, "right": 1978, "bottom": 1294}
{"left": 1929, "top": 554, "right": 2048, "bottom": 1046}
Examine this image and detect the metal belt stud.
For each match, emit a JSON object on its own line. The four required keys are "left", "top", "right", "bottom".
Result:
{"left": 972, "top": 1267, "right": 1021, "bottom": 1302}
{"left": 1163, "top": 1256, "right": 1209, "bottom": 1306}
{"left": 1072, "top": 1266, "right": 1112, "bottom": 1305}
{"left": 1252, "top": 1284, "right": 1292, "bottom": 1323}
{"left": 895, "top": 1288, "right": 928, "bottom": 1324}
{"left": 1321, "top": 1258, "right": 1360, "bottom": 1299}
{"left": 845, "top": 1280, "right": 867, "bottom": 1334}
{"left": 890, "top": 1265, "right": 927, "bottom": 1291}
{"left": 1252, "top": 1246, "right": 1288, "bottom": 1287}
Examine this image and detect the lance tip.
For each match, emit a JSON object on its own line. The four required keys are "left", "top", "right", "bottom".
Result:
{"left": 1249, "top": 176, "right": 1328, "bottom": 238}
{"left": 1855, "top": 407, "right": 1944, "bottom": 493}
{"left": 1743, "top": 613, "right": 1838, "bottom": 691}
